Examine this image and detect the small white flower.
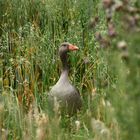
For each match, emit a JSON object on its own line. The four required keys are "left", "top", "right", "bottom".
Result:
{"left": 75, "top": 120, "right": 80, "bottom": 131}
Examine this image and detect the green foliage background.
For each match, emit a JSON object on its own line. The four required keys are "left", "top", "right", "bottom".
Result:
{"left": 0, "top": 0, "right": 140, "bottom": 139}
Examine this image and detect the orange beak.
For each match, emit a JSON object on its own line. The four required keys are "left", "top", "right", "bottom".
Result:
{"left": 68, "top": 44, "right": 79, "bottom": 51}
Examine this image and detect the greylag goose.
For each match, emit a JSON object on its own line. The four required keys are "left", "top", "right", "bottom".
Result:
{"left": 48, "top": 42, "right": 82, "bottom": 115}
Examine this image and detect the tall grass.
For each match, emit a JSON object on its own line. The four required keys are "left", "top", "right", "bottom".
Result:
{"left": 0, "top": 0, "right": 140, "bottom": 139}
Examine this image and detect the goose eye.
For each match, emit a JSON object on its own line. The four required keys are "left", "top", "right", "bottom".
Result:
{"left": 63, "top": 44, "right": 67, "bottom": 47}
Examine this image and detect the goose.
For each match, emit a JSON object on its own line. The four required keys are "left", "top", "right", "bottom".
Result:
{"left": 48, "top": 42, "right": 82, "bottom": 115}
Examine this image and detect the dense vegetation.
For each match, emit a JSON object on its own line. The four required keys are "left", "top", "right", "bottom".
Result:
{"left": 0, "top": 0, "right": 140, "bottom": 139}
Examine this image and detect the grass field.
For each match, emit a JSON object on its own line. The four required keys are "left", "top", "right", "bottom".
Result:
{"left": 0, "top": 0, "right": 140, "bottom": 139}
